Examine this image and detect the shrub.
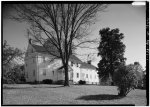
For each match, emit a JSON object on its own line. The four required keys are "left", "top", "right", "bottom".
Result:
{"left": 3, "top": 77, "right": 15, "bottom": 84}
{"left": 42, "top": 79, "right": 53, "bottom": 84}
{"left": 55, "top": 80, "right": 65, "bottom": 85}
{"left": 100, "top": 77, "right": 112, "bottom": 86}
{"left": 113, "top": 64, "right": 137, "bottom": 97}
{"left": 69, "top": 80, "right": 73, "bottom": 85}
{"left": 3, "top": 65, "right": 25, "bottom": 84}
{"left": 78, "top": 80, "right": 86, "bottom": 85}
{"left": 143, "top": 74, "right": 146, "bottom": 89}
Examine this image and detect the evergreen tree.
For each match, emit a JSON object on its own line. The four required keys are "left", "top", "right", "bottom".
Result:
{"left": 97, "top": 27, "right": 126, "bottom": 80}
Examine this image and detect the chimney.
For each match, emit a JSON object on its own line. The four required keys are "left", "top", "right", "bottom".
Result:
{"left": 29, "top": 38, "right": 32, "bottom": 44}
{"left": 87, "top": 60, "right": 91, "bottom": 64}
{"left": 27, "top": 29, "right": 32, "bottom": 44}
{"left": 134, "top": 62, "right": 139, "bottom": 65}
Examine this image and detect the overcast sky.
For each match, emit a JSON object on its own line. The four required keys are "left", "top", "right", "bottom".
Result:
{"left": 3, "top": 4, "right": 146, "bottom": 69}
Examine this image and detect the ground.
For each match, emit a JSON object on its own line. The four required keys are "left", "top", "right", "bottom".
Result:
{"left": 3, "top": 84, "right": 147, "bottom": 105}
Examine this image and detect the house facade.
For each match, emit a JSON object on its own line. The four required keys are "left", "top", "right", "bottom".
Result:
{"left": 25, "top": 42, "right": 99, "bottom": 84}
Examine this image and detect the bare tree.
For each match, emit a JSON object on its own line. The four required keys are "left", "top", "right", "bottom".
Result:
{"left": 11, "top": 4, "right": 108, "bottom": 86}
{"left": 3, "top": 40, "right": 24, "bottom": 84}
{"left": 3, "top": 40, "right": 24, "bottom": 67}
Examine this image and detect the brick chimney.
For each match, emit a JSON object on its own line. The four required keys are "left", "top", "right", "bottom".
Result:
{"left": 87, "top": 60, "right": 91, "bottom": 64}
{"left": 29, "top": 38, "right": 32, "bottom": 44}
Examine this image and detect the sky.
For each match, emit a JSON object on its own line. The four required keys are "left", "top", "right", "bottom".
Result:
{"left": 3, "top": 4, "right": 146, "bottom": 69}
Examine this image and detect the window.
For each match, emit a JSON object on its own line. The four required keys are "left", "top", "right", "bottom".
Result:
{"left": 77, "top": 73, "right": 79, "bottom": 78}
{"left": 90, "top": 75, "right": 92, "bottom": 79}
{"left": 43, "top": 56, "right": 46, "bottom": 62}
{"left": 26, "top": 72, "right": 28, "bottom": 78}
{"left": 26, "top": 64, "right": 27, "bottom": 67}
{"left": 71, "top": 62, "right": 73, "bottom": 66}
{"left": 33, "top": 70, "right": 35, "bottom": 76}
{"left": 77, "top": 63, "right": 78, "bottom": 67}
{"left": 45, "top": 57, "right": 49, "bottom": 61}
{"left": 38, "top": 56, "right": 43, "bottom": 63}
{"left": 52, "top": 71, "right": 54, "bottom": 76}
{"left": 43, "top": 69, "right": 46, "bottom": 76}
{"left": 86, "top": 74, "right": 88, "bottom": 78}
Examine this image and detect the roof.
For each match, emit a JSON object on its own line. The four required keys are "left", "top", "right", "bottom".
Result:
{"left": 80, "top": 62, "right": 97, "bottom": 70}
{"left": 31, "top": 44, "right": 82, "bottom": 63}
{"left": 32, "top": 44, "right": 60, "bottom": 56}
{"left": 69, "top": 55, "right": 82, "bottom": 64}
{"left": 58, "top": 65, "right": 73, "bottom": 71}
{"left": 31, "top": 44, "right": 97, "bottom": 70}
{"left": 32, "top": 44, "right": 47, "bottom": 53}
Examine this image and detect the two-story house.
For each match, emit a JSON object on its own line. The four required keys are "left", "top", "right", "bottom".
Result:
{"left": 25, "top": 40, "right": 99, "bottom": 84}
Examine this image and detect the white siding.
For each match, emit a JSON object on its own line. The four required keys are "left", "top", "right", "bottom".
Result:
{"left": 37, "top": 55, "right": 63, "bottom": 82}
{"left": 25, "top": 44, "right": 99, "bottom": 84}
{"left": 25, "top": 45, "right": 38, "bottom": 82}
{"left": 80, "top": 68, "right": 99, "bottom": 84}
{"left": 68, "top": 61, "right": 81, "bottom": 84}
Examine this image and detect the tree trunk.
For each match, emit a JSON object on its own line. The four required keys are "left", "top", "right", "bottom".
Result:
{"left": 118, "top": 88, "right": 126, "bottom": 97}
{"left": 64, "top": 64, "right": 70, "bottom": 86}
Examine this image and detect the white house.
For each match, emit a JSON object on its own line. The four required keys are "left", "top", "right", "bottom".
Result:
{"left": 25, "top": 41, "right": 99, "bottom": 84}
{"left": 80, "top": 63, "right": 99, "bottom": 84}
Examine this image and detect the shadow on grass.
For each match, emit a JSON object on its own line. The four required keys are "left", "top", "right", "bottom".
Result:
{"left": 76, "top": 94, "right": 123, "bottom": 101}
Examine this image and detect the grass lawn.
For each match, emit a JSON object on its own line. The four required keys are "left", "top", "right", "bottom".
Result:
{"left": 3, "top": 84, "right": 147, "bottom": 105}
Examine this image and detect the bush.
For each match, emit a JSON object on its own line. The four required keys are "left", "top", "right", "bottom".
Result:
{"left": 55, "top": 80, "right": 65, "bottom": 85}
{"left": 42, "top": 79, "right": 53, "bottom": 84}
{"left": 143, "top": 74, "right": 146, "bottom": 89}
{"left": 3, "top": 77, "right": 15, "bottom": 84}
{"left": 78, "top": 80, "right": 86, "bottom": 85}
{"left": 136, "top": 79, "right": 144, "bottom": 89}
{"left": 3, "top": 65, "right": 25, "bottom": 84}
{"left": 113, "top": 64, "right": 137, "bottom": 97}
{"left": 100, "top": 77, "right": 112, "bottom": 86}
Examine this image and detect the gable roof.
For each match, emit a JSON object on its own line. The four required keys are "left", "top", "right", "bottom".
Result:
{"left": 32, "top": 44, "right": 47, "bottom": 53}
{"left": 32, "top": 44, "right": 60, "bottom": 55}
{"left": 31, "top": 44, "right": 82, "bottom": 63}
{"left": 58, "top": 65, "right": 73, "bottom": 71}
{"left": 80, "top": 62, "right": 97, "bottom": 70}
{"left": 69, "top": 55, "right": 82, "bottom": 63}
